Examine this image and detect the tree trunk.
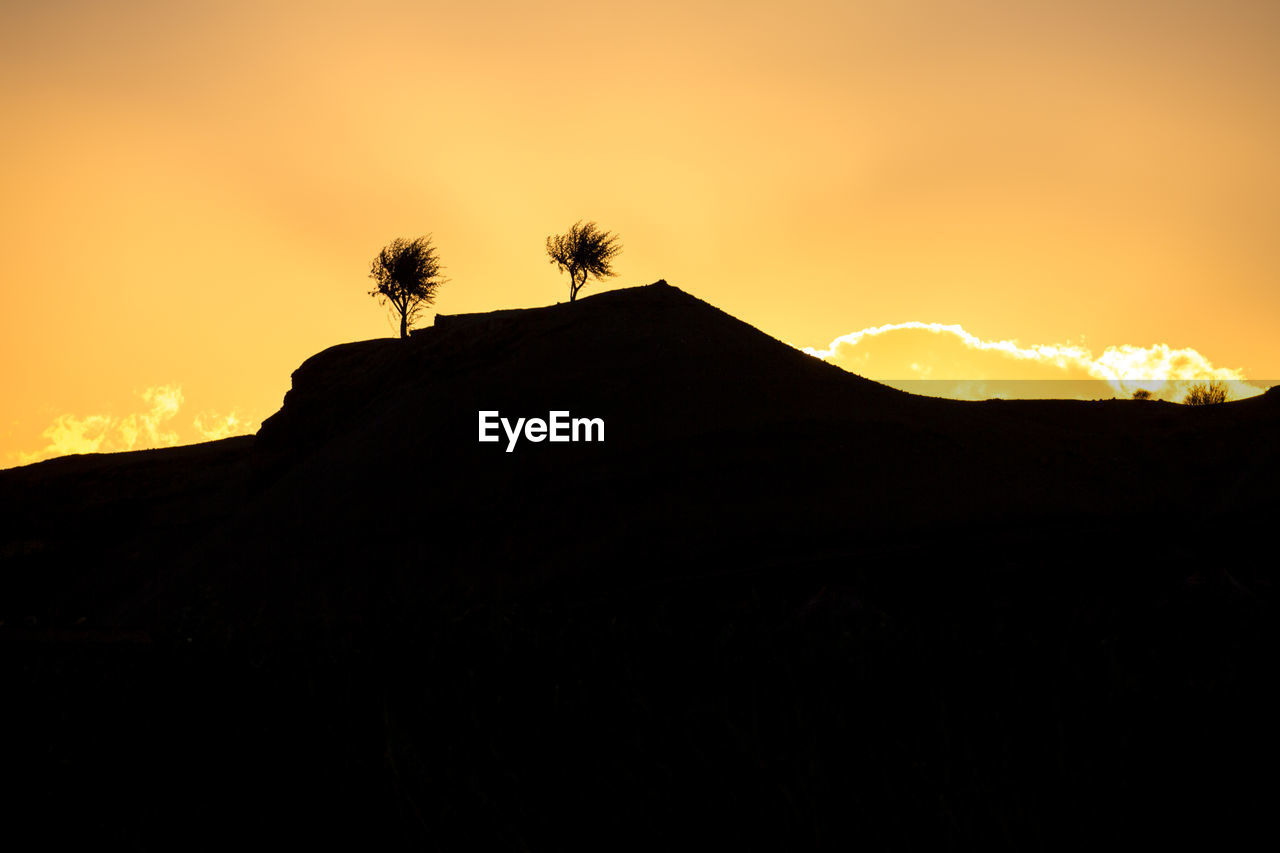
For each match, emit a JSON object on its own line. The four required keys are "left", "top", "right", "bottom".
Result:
{"left": 400, "top": 310, "right": 408, "bottom": 339}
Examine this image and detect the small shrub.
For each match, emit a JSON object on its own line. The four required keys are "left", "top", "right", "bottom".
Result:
{"left": 1131, "top": 388, "right": 1154, "bottom": 401}
{"left": 1183, "top": 380, "right": 1228, "bottom": 406}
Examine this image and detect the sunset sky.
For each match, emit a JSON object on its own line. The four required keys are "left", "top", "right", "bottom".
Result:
{"left": 3, "top": 0, "right": 1278, "bottom": 466}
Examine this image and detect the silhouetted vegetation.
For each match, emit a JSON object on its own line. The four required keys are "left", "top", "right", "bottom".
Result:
{"left": 1131, "top": 388, "right": 1154, "bottom": 400}
{"left": 1184, "top": 380, "right": 1228, "bottom": 405}
{"left": 369, "top": 235, "right": 447, "bottom": 338}
{"left": 546, "top": 220, "right": 621, "bottom": 302}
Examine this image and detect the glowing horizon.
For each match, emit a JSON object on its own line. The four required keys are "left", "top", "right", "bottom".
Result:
{"left": 8, "top": 309, "right": 1271, "bottom": 467}
{"left": 4, "top": 1, "right": 1279, "bottom": 466}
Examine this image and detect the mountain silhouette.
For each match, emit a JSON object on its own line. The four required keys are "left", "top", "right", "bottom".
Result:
{"left": 3, "top": 281, "right": 1276, "bottom": 848}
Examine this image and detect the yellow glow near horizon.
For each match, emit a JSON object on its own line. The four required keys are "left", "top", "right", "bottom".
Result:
{"left": 805, "top": 322, "right": 1267, "bottom": 402}
{"left": 2, "top": 1, "right": 1278, "bottom": 466}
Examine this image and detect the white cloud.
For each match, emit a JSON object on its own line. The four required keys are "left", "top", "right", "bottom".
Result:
{"left": 14, "top": 384, "right": 185, "bottom": 465}
{"left": 193, "top": 409, "right": 248, "bottom": 441}
{"left": 11, "top": 386, "right": 256, "bottom": 467}
{"left": 805, "top": 322, "right": 1266, "bottom": 402}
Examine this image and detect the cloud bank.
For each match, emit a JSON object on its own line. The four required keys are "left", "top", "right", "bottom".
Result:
{"left": 805, "top": 322, "right": 1266, "bottom": 402}
{"left": 12, "top": 386, "right": 253, "bottom": 467}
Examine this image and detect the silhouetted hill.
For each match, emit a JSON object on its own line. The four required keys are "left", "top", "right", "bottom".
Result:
{"left": 3, "top": 282, "right": 1276, "bottom": 849}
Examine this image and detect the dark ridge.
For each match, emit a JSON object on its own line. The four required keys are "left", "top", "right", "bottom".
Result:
{"left": 2, "top": 282, "right": 1275, "bottom": 849}
{"left": 258, "top": 280, "right": 905, "bottom": 452}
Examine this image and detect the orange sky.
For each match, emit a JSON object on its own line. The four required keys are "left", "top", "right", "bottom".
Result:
{"left": 3, "top": 0, "right": 1278, "bottom": 466}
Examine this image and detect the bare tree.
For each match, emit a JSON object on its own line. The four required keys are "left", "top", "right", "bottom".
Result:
{"left": 369, "top": 235, "right": 447, "bottom": 339}
{"left": 546, "top": 221, "right": 622, "bottom": 302}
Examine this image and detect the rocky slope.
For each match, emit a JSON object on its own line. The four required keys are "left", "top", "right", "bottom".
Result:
{"left": 2, "top": 281, "right": 1276, "bottom": 848}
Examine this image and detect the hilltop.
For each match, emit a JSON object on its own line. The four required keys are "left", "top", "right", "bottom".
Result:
{"left": 2, "top": 281, "right": 1276, "bottom": 848}
{"left": 6, "top": 281, "right": 1275, "bottom": 626}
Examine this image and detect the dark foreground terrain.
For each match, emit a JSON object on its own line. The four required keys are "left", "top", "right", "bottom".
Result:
{"left": 3, "top": 283, "right": 1276, "bottom": 848}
